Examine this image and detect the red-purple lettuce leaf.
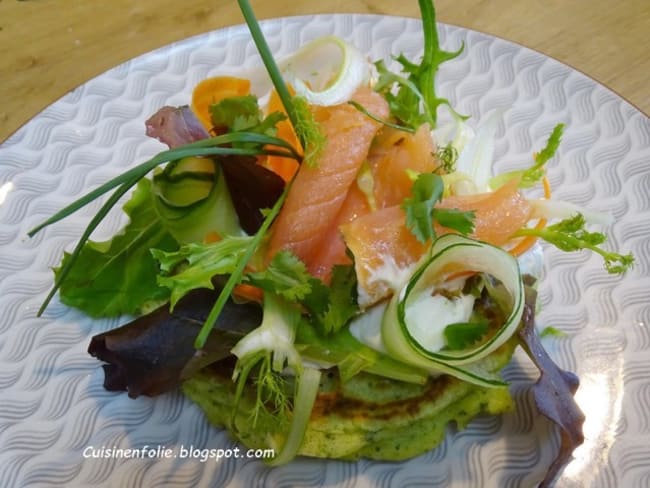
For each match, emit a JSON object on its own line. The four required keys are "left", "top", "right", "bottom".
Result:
{"left": 145, "top": 105, "right": 210, "bottom": 148}
{"left": 219, "top": 155, "right": 285, "bottom": 234}
{"left": 145, "top": 105, "right": 286, "bottom": 235}
{"left": 518, "top": 286, "right": 585, "bottom": 487}
{"left": 88, "top": 286, "right": 261, "bottom": 398}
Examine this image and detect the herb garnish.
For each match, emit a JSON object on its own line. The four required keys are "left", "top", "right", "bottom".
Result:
{"left": 514, "top": 213, "right": 634, "bottom": 274}
{"left": 401, "top": 172, "right": 475, "bottom": 243}
{"left": 373, "top": 0, "right": 465, "bottom": 129}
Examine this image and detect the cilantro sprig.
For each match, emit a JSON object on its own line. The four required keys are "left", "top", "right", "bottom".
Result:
{"left": 514, "top": 214, "right": 634, "bottom": 274}
{"left": 209, "top": 94, "right": 287, "bottom": 136}
{"left": 402, "top": 172, "right": 475, "bottom": 243}
{"left": 246, "top": 252, "right": 359, "bottom": 335}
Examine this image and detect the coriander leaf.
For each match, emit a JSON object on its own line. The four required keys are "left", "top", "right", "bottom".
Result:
{"left": 444, "top": 320, "right": 489, "bottom": 350}
{"left": 514, "top": 214, "right": 634, "bottom": 274}
{"left": 318, "top": 265, "right": 359, "bottom": 334}
{"left": 254, "top": 111, "right": 287, "bottom": 137}
{"left": 152, "top": 235, "right": 254, "bottom": 309}
{"left": 402, "top": 172, "right": 444, "bottom": 243}
{"left": 209, "top": 95, "right": 261, "bottom": 132}
{"left": 433, "top": 208, "right": 475, "bottom": 235}
{"left": 245, "top": 250, "right": 313, "bottom": 301}
{"left": 299, "top": 277, "right": 331, "bottom": 318}
{"left": 55, "top": 178, "right": 177, "bottom": 318}
{"left": 209, "top": 94, "right": 289, "bottom": 146}
{"left": 402, "top": 172, "right": 475, "bottom": 243}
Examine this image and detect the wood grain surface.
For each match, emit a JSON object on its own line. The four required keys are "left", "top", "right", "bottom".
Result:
{"left": 1, "top": 0, "right": 648, "bottom": 143}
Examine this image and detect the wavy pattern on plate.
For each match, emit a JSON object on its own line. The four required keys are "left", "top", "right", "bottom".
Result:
{"left": 0, "top": 14, "right": 648, "bottom": 488}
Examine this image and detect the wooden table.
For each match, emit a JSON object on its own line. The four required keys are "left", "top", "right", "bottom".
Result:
{"left": 1, "top": 0, "right": 648, "bottom": 143}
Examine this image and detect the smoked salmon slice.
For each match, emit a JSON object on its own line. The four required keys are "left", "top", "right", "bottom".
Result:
{"left": 341, "top": 178, "right": 533, "bottom": 306}
{"left": 307, "top": 123, "right": 439, "bottom": 280}
{"left": 266, "top": 87, "right": 389, "bottom": 266}
{"left": 368, "top": 124, "right": 438, "bottom": 208}
{"left": 308, "top": 182, "right": 371, "bottom": 280}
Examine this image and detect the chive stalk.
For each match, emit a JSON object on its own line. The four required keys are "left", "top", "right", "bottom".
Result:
{"left": 237, "top": 0, "right": 304, "bottom": 148}
{"left": 31, "top": 131, "right": 299, "bottom": 315}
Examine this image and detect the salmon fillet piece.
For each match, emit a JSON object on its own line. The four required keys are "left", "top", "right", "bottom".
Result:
{"left": 308, "top": 123, "right": 439, "bottom": 280}
{"left": 266, "top": 87, "right": 389, "bottom": 265}
{"left": 341, "top": 178, "right": 532, "bottom": 306}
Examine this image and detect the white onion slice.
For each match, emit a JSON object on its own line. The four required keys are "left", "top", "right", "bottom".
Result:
{"left": 279, "top": 36, "right": 371, "bottom": 106}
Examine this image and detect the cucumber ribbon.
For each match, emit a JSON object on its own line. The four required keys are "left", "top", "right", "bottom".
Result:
{"left": 381, "top": 234, "right": 525, "bottom": 387}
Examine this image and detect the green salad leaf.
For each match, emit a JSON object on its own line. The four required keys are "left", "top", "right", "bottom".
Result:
{"left": 55, "top": 178, "right": 177, "bottom": 317}
{"left": 152, "top": 235, "right": 253, "bottom": 309}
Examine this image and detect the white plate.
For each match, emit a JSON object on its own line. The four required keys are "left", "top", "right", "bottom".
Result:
{"left": 1, "top": 14, "right": 648, "bottom": 488}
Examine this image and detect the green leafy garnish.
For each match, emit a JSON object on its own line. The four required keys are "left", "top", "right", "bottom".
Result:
{"left": 514, "top": 214, "right": 634, "bottom": 274}
{"left": 373, "top": 0, "right": 465, "bottom": 129}
{"left": 292, "top": 96, "right": 326, "bottom": 167}
{"left": 436, "top": 143, "right": 459, "bottom": 173}
{"left": 237, "top": 0, "right": 325, "bottom": 169}
{"left": 313, "top": 265, "right": 359, "bottom": 335}
{"left": 490, "top": 123, "right": 564, "bottom": 189}
{"left": 347, "top": 100, "right": 416, "bottom": 134}
{"left": 210, "top": 95, "right": 261, "bottom": 131}
{"left": 296, "top": 319, "right": 428, "bottom": 384}
{"left": 230, "top": 292, "right": 323, "bottom": 467}
{"left": 209, "top": 94, "right": 287, "bottom": 138}
{"left": 401, "top": 172, "right": 475, "bottom": 243}
{"left": 152, "top": 235, "right": 253, "bottom": 309}
{"left": 246, "top": 250, "right": 313, "bottom": 302}
{"left": 55, "top": 178, "right": 177, "bottom": 317}
{"left": 539, "top": 326, "right": 566, "bottom": 339}
{"left": 29, "top": 131, "right": 300, "bottom": 316}
{"left": 246, "top": 253, "right": 359, "bottom": 335}
{"left": 231, "top": 293, "right": 301, "bottom": 427}
{"left": 444, "top": 320, "right": 489, "bottom": 350}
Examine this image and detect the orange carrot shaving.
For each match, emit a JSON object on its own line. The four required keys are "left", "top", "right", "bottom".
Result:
{"left": 190, "top": 76, "right": 251, "bottom": 131}
{"left": 233, "top": 283, "right": 264, "bottom": 303}
{"left": 203, "top": 231, "right": 221, "bottom": 244}
{"left": 262, "top": 88, "right": 301, "bottom": 182}
{"left": 509, "top": 175, "right": 552, "bottom": 257}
